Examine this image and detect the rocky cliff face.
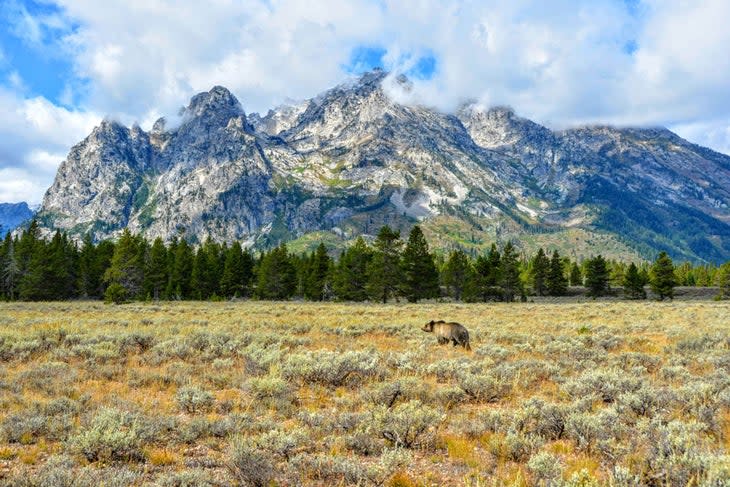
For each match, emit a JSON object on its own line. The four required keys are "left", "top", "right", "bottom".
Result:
{"left": 0, "top": 202, "right": 35, "bottom": 234}
{"left": 36, "top": 69, "right": 730, "bottom": 262}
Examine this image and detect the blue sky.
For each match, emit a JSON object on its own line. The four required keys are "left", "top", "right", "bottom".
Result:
{"left": 1, "top": 0, "right": 730, "bottom": 204}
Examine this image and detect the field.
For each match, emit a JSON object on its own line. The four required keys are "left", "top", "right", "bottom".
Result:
{"left": 0, "top": 301, "right": 729, "bottom": 486}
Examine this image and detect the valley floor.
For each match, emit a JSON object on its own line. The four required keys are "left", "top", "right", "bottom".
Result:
{"left": 0, "top": 301, "right": 729, "bottom": 486}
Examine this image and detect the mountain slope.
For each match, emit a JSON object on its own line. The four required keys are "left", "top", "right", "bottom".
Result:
{"left": 0, "top": 202, "right": 35, "bottom": 234}
{"left": 36, "top": 70, "right": 730, "bottom": 263}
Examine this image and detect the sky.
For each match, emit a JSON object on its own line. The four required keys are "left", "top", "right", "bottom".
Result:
{"left": 1, "top": 0, "right": 730, "bottom": 204}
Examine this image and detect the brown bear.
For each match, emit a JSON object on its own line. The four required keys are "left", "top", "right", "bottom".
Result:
{"left": 422, "top": 320, "right": 471, "bottom": 351}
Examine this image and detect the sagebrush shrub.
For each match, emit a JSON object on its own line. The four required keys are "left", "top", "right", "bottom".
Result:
{"left": 226, "top": 436, "right": 275, "bottom": 487}
{"left": 175, "top": 385, "right": 215, "bottom": 414}
{"left": 456, "top": 371, "right": 510, "bottom": 403}
{"left": 368, "top": 400, "right": 443, "bottom": 448}
{"left": 70, "top": 407, "right": 144, "bottom": 463}
{"left": 282, "top": 350, "right": 381, "bottom": 387}
{"left": 527, "top": 451, "right": 563, "bottom": 484}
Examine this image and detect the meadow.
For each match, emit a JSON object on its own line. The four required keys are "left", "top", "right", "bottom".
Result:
{"left": 0, "top": 301, "right": 729, "bottom": 486}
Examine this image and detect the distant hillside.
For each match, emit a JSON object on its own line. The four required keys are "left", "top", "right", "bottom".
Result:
{"left": 0, "top": 202, "right": 34, "bottom": 235}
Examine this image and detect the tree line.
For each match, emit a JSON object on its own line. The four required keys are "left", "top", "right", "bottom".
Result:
{"left": 1, "top": 221, "right": 729, "bottom": 303}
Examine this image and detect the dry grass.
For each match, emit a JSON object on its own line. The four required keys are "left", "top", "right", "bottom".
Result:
{"left": 0, "top": 301, "right": 728, "bottom": 485}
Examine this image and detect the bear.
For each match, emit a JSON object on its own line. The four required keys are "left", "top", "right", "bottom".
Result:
{"left": 422, "top": 320, "right": 471, "bottom": 351}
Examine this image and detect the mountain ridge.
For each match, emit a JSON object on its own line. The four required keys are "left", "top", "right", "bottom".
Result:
{"left": 0, "top": 202, "right": 35, "bottom": 234}
{"left": 35, "top": 70, "right": 730, "bottom": 263}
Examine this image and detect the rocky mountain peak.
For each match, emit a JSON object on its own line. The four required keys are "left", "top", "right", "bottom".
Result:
{"left": 177, "top": 85, "right": 248, "bottom": 135}
{"left": 457, "top": 103, "right": 552, "bottom": 150}
{"left": 34, "top": 74, "right": 730, "bottom": 263}
{"left": 187, "top": 85, "right": 242, "bottom": 117}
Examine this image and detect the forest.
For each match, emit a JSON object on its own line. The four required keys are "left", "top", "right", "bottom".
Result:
{"left": 1, "top": 220, "right": 729, "bottom": 303}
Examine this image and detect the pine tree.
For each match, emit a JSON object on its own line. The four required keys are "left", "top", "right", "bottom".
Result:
{"left": 44, "top": 231, "right": 76, "bottom": 299}
{"left": 93, "top": 241, "right": 115, "bottom": 298}
{"left": 332, "top": 237, "right": 372, "bottom": 301}
{"left": 304, "top": 243, "right": 332, "bottom": 301}
{"left": 650, "top": 251, "right": 676, "bottom": 301}
{"left": 530, "top": 248, "right": 549, "bottom": 296}
{"left": 191, "top": 246, "right": 207, "bottom": 299}
{"left": 144, "top": 237, "right": 168, "bottom": 300}
{"left": 256, "top": 244, "right": 297, "bottom": 300}
{"left": 500, "top": 242, "right": 523, "bottom": 302}
{"left": 169, "top": 238, "right": 194, "bottom": 299}
{"left": 77, "top": 234, "right": 96, "bottom": 298}
{"left": 716, "top": 262, "right": 730, "bottom": 300}
{"left": 443, "top": 249, "right": 471, "bottom": 301}
{"left": 366, "top": 226, "right": 404, "bottom": 303}
{"left": 569, "top": 262, "right": 582, "bottom": 286}
{"left": 585, "top": 255, "right": 610, "bottom": 298}
{"left": 220, "top": 241, "right": 253, "bottom": 298}
{"left": 623, "top": 262, "right": 646, "bottom": 299}
{"left": 203, "top": 238, "right": 223, "bottom": 298}
{"left": 1, "top": 234, "right": 20, "bottom": 300}
{"left": 400, "top": 226, "right": 440, "bottom": 302}
{"left": 103, "top": 229, "right": 144, "bottom": 301}
{"left": 546, "top": 250, "right": 568, "bottom": 296}
{"left": 468, "top": 244, "right": 502, "bottom": 301}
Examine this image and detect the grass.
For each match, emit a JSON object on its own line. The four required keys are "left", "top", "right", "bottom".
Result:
{"left": 0, "top": 301, "right": 728, "bottom": 485}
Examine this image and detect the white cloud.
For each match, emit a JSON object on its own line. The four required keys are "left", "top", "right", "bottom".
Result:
{"left": 0, "top": 88, "right": 99, "bottom": 203}
{"left": 0, "top": 167, "right": 52, "bottom": 204}
{"left": 2, "top": 0, "right": 730, "bottom": 204}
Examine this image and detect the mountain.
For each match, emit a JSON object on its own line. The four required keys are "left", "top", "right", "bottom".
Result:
{"left": 36, "top": 70, "right": 730, "bottom": 263}
{"left": 0, "top": 202, "right": 35, "bottom": 235}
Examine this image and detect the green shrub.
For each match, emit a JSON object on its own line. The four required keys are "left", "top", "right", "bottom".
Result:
{"left": 527, "top": 451, "right": 563, "bottom": 484}
{"left": 456, "top": 371, "right": 510, "bottom": 403}
{"left": 368, "top": 400, "right": 443, "bottom": 448}
{"left": 104, "top": 283, "right": 129, "bottom": 304}
{"left": 70, "top": 407, "right": 144, "bottom": 462}
{"left": 226, "top": 436, "right": 274, "bottom": 487}
{"left": 175, "top": 385, "right": 215, "bottom": 414}
{"left": 282, "top": 350, "right": 381, "bottom": 387}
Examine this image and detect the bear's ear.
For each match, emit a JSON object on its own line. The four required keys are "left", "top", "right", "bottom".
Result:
{"left": 429, "top": 320, "right": 435, "bottom": 325}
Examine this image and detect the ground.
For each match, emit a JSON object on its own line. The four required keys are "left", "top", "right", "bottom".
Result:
{"left": 0, "top": 301, "right": 729, "bottom": 486}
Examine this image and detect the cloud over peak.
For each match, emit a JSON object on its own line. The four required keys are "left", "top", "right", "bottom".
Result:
{"left": 2, "top": 0, "right": 730, "bottom": 203}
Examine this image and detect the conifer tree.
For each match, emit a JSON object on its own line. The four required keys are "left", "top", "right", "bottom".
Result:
{"left": 623, "top": 262, "right": 646, "bottom": 299}
{"left": 44, "top": 230, "right": 76, "bottom": 299}
{"left": 530, "top": 248, "right": 549, "bottom": 296}
{"left": 366, "top": 226, "right": 404, "bottom": 303}
{"left": 15, "top": 220, "right": 41, "bottom": 286}
{"left": 569, "top": 262, "right": 583, "bottom": 286}
{"left": 716, "top": 262, "right": 730, "bottom": 300}
{"left": 546, "top": 250, "right": 568, "bottom": 296}
{"left": 144, "top": 237, "right": 168, "bottom": 300}
{"left": 585, "top": 255, "right": 610, "bottom": 298}
{"left": 500, "top": 242, "right": 523, "bottom": 302}
{"left": 93, "top": 241, "right": 115, "bottom": 298}
{"left": 220, "top": 241, "right": 253, "bottom": 298}
{"left": 332, "top": 237, "right": 372, "bottom": 301}
{"left": 103, "top": 229, "right": 144, "bottom": 302}
{"left": 191, "top": 246, "right": 207, "bottom": 299}
{"left": 650, "top": 251, "right": 676, "bottom": 301}
{"left": 304, "top": 243, "right": 332, "bottom": 301}
{"left": 77, "top": 234, "right": 96, "bottom": 298}
{"left": 400, "top": 226, "right": 440, "bottom": 302}
{"left": 1, "top": 233, "right": 20, "bottom": 300}
{"left": 443, "top": 249, "right": 471, "bottom": 301}
{"left": 169, "top": 238, "right": 194, "bottom": 299}
{"left": 203, "top": 238, "right": 223, "bottom": 298}
{"left": 256, "top": 244, "right": 297, "bottom": 300}
{"left": 469, "top": 244, "right": 502, "bottom": 301}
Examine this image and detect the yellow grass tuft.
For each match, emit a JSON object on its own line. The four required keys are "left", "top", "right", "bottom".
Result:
{"left": 388, "top": 471, "right": 419, "bottom": 487}
{"left": 144, "top": 447, "right": 181, "bottom": 466}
